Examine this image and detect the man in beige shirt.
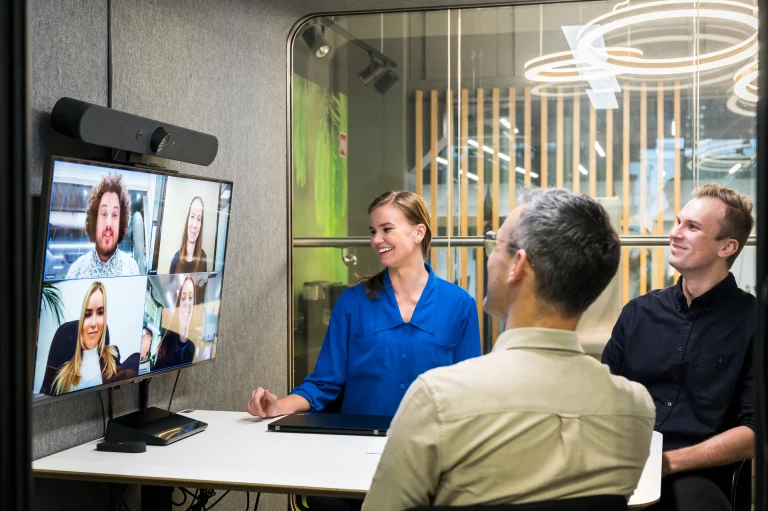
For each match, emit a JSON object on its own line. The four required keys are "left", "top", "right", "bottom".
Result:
{"left": 363, "top": 188, "right": 656, "bottom": 510}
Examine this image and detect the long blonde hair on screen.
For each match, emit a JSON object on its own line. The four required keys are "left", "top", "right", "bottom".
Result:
{"left": 51, "top": 281, "right": 117, "bottom": 395}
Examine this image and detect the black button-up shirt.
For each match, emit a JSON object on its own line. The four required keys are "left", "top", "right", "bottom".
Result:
{"left": 602, "top": 273, "right": 755, "bottom": 451}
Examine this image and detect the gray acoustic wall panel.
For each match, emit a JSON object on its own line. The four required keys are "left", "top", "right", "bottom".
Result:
{"left": 30, "top": 0, "right": 115, "bottom": 457}
{"left": 29, "top": 0, "right": 111, "bottom": 195}
{"left": 108, "top": 0, "right": 289, "bottom": 427}
{"left": 30, "top": 1, "right": 531, "bottom": 510}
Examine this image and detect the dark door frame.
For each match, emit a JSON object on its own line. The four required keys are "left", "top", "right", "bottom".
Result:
{"left": 0, "top": 0, "right": 32, "bottom": 510}
{"left": 757, "top": 0, "right": 767, "bottom": 509}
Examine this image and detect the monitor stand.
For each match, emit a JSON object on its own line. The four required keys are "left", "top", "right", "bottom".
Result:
{"left": 105, "top": 406, "right": 207, "bottom": 446}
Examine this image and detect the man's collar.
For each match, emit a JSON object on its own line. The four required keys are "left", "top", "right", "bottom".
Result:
{"left": 674, "top": 272, "right": 737, "bottom": 310}
{"left": 374, "top": 263, "right": 438, "bottom": 334}
{"left": 91, "top": 248, "right": 118, "bottom": 266}
{"left": 492, "top": 327, "right": 584, "bottom": 354}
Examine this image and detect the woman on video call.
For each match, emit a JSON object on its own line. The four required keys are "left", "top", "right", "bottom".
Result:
{"left": 169, "top": 196, "right": 208, "bottom": 274}
{"left": 41, "top": 281, "right": 136, "bottom": 395}
{"left": 247, "top": 191, "right": 481, "bottom": 419}
{"left": 152, "top": 275, "right": 197, "bottom": 371}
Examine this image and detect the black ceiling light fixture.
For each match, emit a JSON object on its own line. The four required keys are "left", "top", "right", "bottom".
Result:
{"left": 358, "top": 54, "right": 399, "bottom": 94}
{"left": 319, "top": 16, "right": 399, "bottom": 94}
{"left": 358, "top": 54, "right": 389, "bottom": 86}
{"left": 302, "top": 23, "right": 331, "bottom": 58}
{"left": 373, "top": 68, "right": 399, "bottom": 94}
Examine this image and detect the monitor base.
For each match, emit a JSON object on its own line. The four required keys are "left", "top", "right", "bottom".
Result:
{"left": 104, "top": 407, "right": 207, "bottom": 446}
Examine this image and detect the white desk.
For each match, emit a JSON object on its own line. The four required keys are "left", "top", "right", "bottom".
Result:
{"left": 33, "top": 410, "right": 662, "bottom": 508}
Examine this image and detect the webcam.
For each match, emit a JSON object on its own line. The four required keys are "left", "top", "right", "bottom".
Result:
{"left": 51, "top": 97, "right": 218, "bottom": 166}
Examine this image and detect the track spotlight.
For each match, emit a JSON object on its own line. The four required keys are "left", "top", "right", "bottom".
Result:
{"left": 373, "top": 69, "right": 399, "bottom": 94}
{"left": 358, "top": 54, "right": 399, "bottom": 94}
{"left": 302, "top": 24, "right": 331, "bottom": 58}
{"left": 358, "top": 56, "right": 388, "bottom": 86}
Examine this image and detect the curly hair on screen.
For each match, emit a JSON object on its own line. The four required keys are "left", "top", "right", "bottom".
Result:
{"left": 84, "top": 174, "right": 131, "bottom": 244}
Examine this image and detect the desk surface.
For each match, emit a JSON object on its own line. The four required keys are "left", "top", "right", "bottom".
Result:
{"left": 33, "top": 410, "right": 662, "bottom": 507}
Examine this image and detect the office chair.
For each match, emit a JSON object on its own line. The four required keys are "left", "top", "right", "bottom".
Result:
{"left": 730, "top": 460, "right": 752, "bottom": 511}
{"left": 407, "top": 495, "right": 628, "bottom": 511}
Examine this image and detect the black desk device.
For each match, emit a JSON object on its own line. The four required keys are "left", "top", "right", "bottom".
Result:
{"left": 104, "top": 407, "right": 207, "bottom": 446}
{"left": 97, "top": 440, "right": 146, "bottom": 453}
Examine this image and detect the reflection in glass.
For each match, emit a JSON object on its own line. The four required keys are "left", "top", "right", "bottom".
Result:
{"left": 291, "top": 1, "right": 758, "bottom": 374}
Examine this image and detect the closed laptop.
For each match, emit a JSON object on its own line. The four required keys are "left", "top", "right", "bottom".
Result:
{"left": 267, "top": 413, "right": 392, "bottom": 436}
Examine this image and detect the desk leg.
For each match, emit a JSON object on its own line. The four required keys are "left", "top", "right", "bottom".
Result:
{"left": 141, "top": 485, "right": 173, "bottom": 511}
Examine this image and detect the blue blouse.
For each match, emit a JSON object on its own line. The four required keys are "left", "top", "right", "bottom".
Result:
{"left": 291, "top": 263, "right": 481, "bottom": 416}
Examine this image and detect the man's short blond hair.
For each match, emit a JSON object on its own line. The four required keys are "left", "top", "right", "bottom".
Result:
{"left": 692, "top": 184, "right": 754, "bottom": 268}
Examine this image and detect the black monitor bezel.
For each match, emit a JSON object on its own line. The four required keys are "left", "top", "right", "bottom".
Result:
{"left": 32, "top": 155, "right": 233, "bottom": 406}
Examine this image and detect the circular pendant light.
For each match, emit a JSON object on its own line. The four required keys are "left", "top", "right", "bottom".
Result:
{"left": 524, "top": 48, "right": 640, "bottom": 83}
{"left": 576, "top": 0, "right": 757, "bottom": 76}
{"left": 687, "top": 139, "right": 755, "bottom": 173}
{"left": 733, "top": 59, "right": 758, "bottom": 103}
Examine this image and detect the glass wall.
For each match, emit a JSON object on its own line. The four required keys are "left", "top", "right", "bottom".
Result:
{"left": 290, "top": 2, "right": 758, "bottom": 384}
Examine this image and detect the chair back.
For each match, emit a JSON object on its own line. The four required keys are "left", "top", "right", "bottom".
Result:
{"left": 730, "top": 459, "right": 752, "bottom": 511}
{"left": 407, "top": 494, "right": 628, "bottom": 511}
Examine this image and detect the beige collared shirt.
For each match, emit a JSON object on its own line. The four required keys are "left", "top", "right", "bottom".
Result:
{"left": 362, "top": 328, "right": 655, "bottom": 511}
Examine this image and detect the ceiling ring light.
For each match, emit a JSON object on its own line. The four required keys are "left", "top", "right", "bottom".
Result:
{"left": 576, "top": 0, "right": 758, "bottom": 76}
{"left": 524, "top": 48, "right": 640, "bottom": 83}
{"left": 726, "top": 93, "right": 756, "bottom": 117}
{"left": 733, "top": 59, "right": 758, "bottom": 103}
{"left": 686, "top": 140, "right": 755, "bottom": 172}
{"left": 526, "top": 31, "right": 747, "bottom": 91}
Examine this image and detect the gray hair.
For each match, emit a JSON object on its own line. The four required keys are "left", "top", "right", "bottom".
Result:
{"left": 511, "top": 188, "right": 621, "bottom": 318}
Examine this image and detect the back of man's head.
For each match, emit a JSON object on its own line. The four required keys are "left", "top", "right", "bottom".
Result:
{"left": 691, "top": 184, "right": 753, "bottom": 268}
{"left": 515, "top": 188, "right": 621, "bottom": 318}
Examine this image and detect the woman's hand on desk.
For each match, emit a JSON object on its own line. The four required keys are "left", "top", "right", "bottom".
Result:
{"left": 247, "top": 387, "right": 280, "bottom": 418}
{"left": 246, "top": 389, "right": 311, "bottom": 418}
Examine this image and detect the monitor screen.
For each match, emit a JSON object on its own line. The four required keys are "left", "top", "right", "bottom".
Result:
{"left": 32, "top": 157, "right": 233, "bottom": 403}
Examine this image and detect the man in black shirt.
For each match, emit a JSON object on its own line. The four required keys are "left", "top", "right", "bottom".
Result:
{"left": 602, "top": 184, "right": 755, "bottom": 511}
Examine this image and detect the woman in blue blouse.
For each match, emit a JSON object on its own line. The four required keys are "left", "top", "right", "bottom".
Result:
{"left": 246, "top": 190, "right": 481, "bottom": 418}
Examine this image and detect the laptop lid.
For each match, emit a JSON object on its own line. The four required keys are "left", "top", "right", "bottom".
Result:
{"left": 267, "top": 413, "right": 392, "bottom": 436}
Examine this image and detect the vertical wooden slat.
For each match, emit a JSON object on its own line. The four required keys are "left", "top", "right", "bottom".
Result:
{"left": 493, "top": 89, "right": 501, "bottom": 229}
{"left": 622, "top": 84, "right": 630, "bottom": 305}
{"left": 430, "top": 90, "right": 438, "bottom": 267}
{"left": 492, "top": 88, "right": 500, "bottom": 342}
{"left": 509, "top": 88, "right": 516, "bottom": 208}
{"left": 541, "top": 91, "right": 548, "bottom": 187}
{"left": 656, "top": 84, "right": 665, "bottom": 290}
{"left": 589, "top": 104, "right": 597, "bottom": 197}
{"left": 556, "top": 88, "right": 564, "bottom": 188}
{"left": 674, "top": 83, "right": 681, "bottom": 283}
{"left": 572, "top": 91, "right": 581, "bottom": 193}
{"left": 447, "top": 89, "right": 453, "bottom": 282}
{"left": 476, "top": 88, "right": 485, "bottom": 345}
{"left": 606, "top": 109, "right": 614, "bottom": 197}
{"left": 415, "top": 90, "right": 424, "bottom": 197}
{"left": 524, "top": 87, "right": 532, "bottom": 187}
{"left": 640, "top": 83, "right": 648, "bottom": 295}
{"left": 460, "top": 89, "right": 469, "bottom": 290}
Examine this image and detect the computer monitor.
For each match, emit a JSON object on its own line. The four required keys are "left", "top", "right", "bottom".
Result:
{"left": 32, "top": 156, "right": 233, "bottom": 404}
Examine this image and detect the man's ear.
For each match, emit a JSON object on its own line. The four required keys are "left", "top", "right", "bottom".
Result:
{"left": 719, "top": 238, "right": 739, "bottom": 261}
{"left": 506, "top": 249, "right": 529, "bottom": 285}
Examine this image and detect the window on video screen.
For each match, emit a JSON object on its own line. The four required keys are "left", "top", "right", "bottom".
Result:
{"left": 32, "top": 159, "right": 232, "bottom": 401}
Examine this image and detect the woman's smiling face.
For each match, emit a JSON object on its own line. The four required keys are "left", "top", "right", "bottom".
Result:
{"left": 81, "top": 289, "right": 105, "bottom": 350}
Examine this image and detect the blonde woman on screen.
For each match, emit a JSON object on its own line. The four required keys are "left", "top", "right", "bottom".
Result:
{"left": 169, "top": 196, "right": 208, "bottom": 274}
{"left": 42, "top": 281, "right": 119, "bottom": 395}
{"left": 152, "top": 275, "right": 197, "bottom": 371}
